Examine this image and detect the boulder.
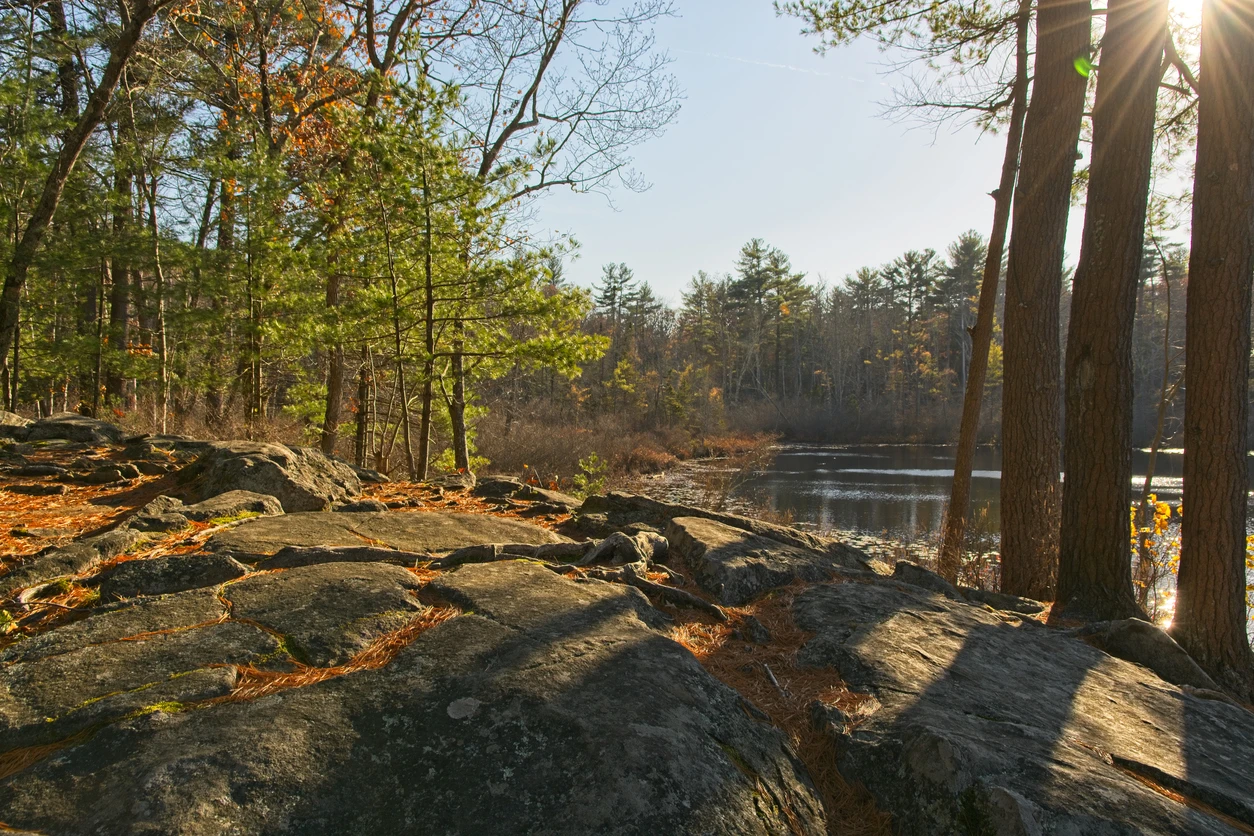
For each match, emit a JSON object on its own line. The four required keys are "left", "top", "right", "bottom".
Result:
{"left": 0, "top": 411, "right": 31, "bottom": 441}
{"left": 516, "top": 483, "right": 582, "bottom": 509}
{"left": 26, "top": 413, "right": 124, "bottom": 445}
{"left": 959, "top": 586, "right": 1047, "bottom": 615}
{"left": 794, "top": 580, "right": 1254, "bottom": 835}
{"left": 892, "top": 560, "right": 961, "bottom": 600}
{"left": 97, "top": 553, "right": 252, "bottom": 600}
{"left": 205, "top": 510, "right": 567, "bottom": 558}
{"left": 0, "top": 528, "right": 143, "bottom": 597}
{"left": 473, "top": 475, "right": 524, "bottom": 498}
{"left": 666, "top": 515, "right": 842, "bottom": 606}
{"left": 0, "top": 562, "right": 826, "bottom": 835}
{"left": 226, "top": 563, "right": 424, "bottom": 666}
{"left": 583, "top": 530, "right": 668, "bottom": 566}
{"left": 254, "top": 545, "right": 425, "bottom": 571}
{"left": 1072, "top": 618, "right": 1219, "bottom": 690}
{"left": 178, "top": 441, "right": 361, "bottom": 512}
{"left": 3, "top": 484, "right": 67, "bottom": 497}
{"left": 180, "top": 489, "right": 284, "bottom": 523}
{"left": 334, "top": 498, "right": 389, "bottom": 513}
{"left": 8, "top": 464, "right": 66, "bottom": 477}
{"left": 425, "top": 471, "right": 476, "bottom": 492}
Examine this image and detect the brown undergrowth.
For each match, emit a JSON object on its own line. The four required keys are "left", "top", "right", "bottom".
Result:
{"left": 665, "top": 582, "right": 892, "bottom": 836}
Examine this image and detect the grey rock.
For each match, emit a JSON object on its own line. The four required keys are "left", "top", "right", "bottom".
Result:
{"left": 472, "top": 475, "right": 524, "bottom": 498}
{"left": 1073, "top": 618, "right": 1219, "bottom": 690}
{"left": 795, "top": 580, "right": 1254, "bottom": 835}
{"left": 0, "top": 411, "right": 30, "bottom": 441}
{"left": 26, "top": 413, "right": 124, "bottom": 445}
{"left": 349, "top": 464, "right": 389, "bottom": 483}
{"left": 178, "top": 441, "right": 361, "bottom": 512}
{"left": 584, "top": 530, "right": 668, "bottom": 566}
{"left": 98, "top": 554, "right": 251, "bottom": 600}
{"left": 206, "top": 510, "right": 566, "bottom": 557}
{"left": 580, "top": 491, "right": 869, "bottom": 569}
{"left": 126, "top": 511, "right": 191, "bottom": 533}
{"left": 0, "top": 529, "right": 143, "bottom": 597}
{"left": 254, "top": 545, "right": 425, "bottom": 571}
{"left": 226, "top": 562, "right": 424, "bottom": 666}
{"left": 516, "top": 483, "right": 582, "bottom": 509}
{"left": 0, "top": 562, "right": 825, "bottom": 835}
{"left": 732, "top": 614, "right": 772, "bottom": 644}
{"left": 892, "top": 561, "right": 961, "bottom": 599}
{"left": 180, "top": 489, "right": 283, "bottom": 523}
{"left": 334, "top": 498, "right": 388, "bottom": 513}
{"left": 3, "top": 483, "right": 67, "bottom": 497}
{"left": 8, "top": 464, "right": 67, "bottom": 477}
{"left": 666, "top": 516, "right": 840, "bottom": 606}
{"left": 0, "top": 621, "right": 279, "bottom": 749}
{"left": 425, "top": 471, "right": 476, "bottom": 492}
{"left": 79, "top": 466, "right": 127, "bottom": 485}
{"left": 133, "top": 460, "right": 170, "bottom": 476}
{"left": 0, "top": 588, "right": 227, "bottom": 664}
{"left": 960, "top": 586, "right": 1047, "bottom": 614}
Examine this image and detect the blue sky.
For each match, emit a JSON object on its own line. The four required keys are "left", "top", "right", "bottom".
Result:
{"left": 534, "top": 0, "right": 1034, "bottom": 303}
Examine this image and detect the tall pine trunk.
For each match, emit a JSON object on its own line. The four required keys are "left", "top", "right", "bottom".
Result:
{"left": 1055, "top": 0, "right": 1166, "bottom": 620}
{"left": 998, "top": 0, "right": 1091, "bottom": 600}
{"left": 1172, "top": 0, "right": 1254, "bottom": 701}
{"left": 938, "top": 0, "right": 1031, "bottom": 583}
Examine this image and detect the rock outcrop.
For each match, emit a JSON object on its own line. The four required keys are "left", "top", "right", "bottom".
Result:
{"left": 0, "top": 561, "right": 827, "bottom": 835}
{"left": 795, "top": 580, "right": 1254, "bottom": 835}
{"left": 205, "top": 509, "right": 567, "bottom": 558}
{"left": 25, "top": 413, "right": 124, "bottom": 445}
{"left": 178, "top": 442, "right": 361, "bottom": 512}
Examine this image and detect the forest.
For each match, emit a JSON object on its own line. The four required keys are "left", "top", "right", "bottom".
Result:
{"left": 0, "top": 0, "right": 1252, "bottom": 697}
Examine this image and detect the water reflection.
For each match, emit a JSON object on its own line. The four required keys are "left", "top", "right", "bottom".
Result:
{"left": 735, "top": 444, "right": 1251, "bottom": 538}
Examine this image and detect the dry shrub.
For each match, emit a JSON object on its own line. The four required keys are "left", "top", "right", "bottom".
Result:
{"left": 668, "top": 583, "right": 892, "bottom": 836}
{"left": 618, "top": 444, "right": 678, "bottom": 474}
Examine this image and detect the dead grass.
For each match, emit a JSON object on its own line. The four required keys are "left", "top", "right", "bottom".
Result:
{"left": 0, "top": 730, "right": 94, "bottom": 781}
{"left": 664, "top": 582, "right": 892, "bottom": 836}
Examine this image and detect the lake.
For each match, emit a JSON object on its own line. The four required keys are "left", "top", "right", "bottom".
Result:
{"left": 733, "top": 444, "right": 1249, "bottom": 538}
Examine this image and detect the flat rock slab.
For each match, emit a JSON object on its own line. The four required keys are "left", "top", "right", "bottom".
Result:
{"left": 207, "top": 511, "right": 567, "bottom": 558}
{"left": 98, "top": 554, "right": 252, "bottom": 600}
{"left": 0, "top": 589, "right": 226, "bottom": 665}
{"left": 666, "top": 516, "right": 841, "bottom": 606}
{"left": 181, "top": 490, "right": 284, "bottom": 522}
{"left": 226, "top": 563, "right": 424, "bottom": 666}
{"left": 0, "top": 562, "right": 826, "bottom": 835}
{"left": 0, "top": 621, "right": 279, "bottom": 750}
{"left": 1, "top": 529, "right": 143, "bottom": 598}
{"left": 794, "top": 580, "right": 1254, "bottom": 835}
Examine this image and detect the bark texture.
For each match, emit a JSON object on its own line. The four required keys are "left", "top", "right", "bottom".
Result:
{"left": 998, "top": 0, "right": 1091, "bottom": 600}
{"left": 1173, "top": 0, "right": 1254, "bottom": 701}
{"left": 1056, "top": 0, "right": 1167, "bottom": 620}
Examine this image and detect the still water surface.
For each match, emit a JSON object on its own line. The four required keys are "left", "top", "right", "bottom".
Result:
{"left": 734, "top": 444, "right": 1252, "bottom": 538}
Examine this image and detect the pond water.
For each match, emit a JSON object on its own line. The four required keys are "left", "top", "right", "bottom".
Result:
{"left": 734, "top": 444, "right": 1251, "bottom": 539}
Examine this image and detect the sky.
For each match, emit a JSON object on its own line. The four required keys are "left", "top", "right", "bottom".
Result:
{"left": 533, "top": 0, "right": 1034, "bottom": 303}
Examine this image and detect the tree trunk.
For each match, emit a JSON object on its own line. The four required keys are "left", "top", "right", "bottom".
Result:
{"left": 416, "top": 155, "right": 436, "bottom": 480}
{"left": 998, "top": 0, "right": 1091, "bottom": 600}
{"left": 319, "top": 267, "right": 343, "bottom": 456}
{"left": 145, "top": 175, "right": 169, "bottom": 433}
{"left": 938, "top": 0, "right": 1032, "bottom": 583}
{"left": 105, "top": 169, "right": 132, "bottom": 407}
{"left": 1055, "top": 0, "right": 1167, "bottom": 621}
{"left": 354, "top": 348, "right": 370, "bottom": 468}
{"left": 1172, "top": 0, "right": 1254, "bottom": 701}
{"left": 0, "top": 0, "right": 162, "bottom": 367}
{"left": 450, "top": 318, "right": 470, "bottom": 472}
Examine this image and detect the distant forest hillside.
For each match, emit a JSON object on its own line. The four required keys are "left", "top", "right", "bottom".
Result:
{"left": 484, "top": 233, "right": 1188, "bottom": 451}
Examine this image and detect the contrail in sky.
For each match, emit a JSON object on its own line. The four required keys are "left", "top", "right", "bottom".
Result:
{"left": 675, "top": 48, "right": 866, "bottom": 83}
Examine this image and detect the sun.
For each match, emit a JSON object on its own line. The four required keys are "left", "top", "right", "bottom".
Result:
{"left": 1168, "top": 0, "right": 1204, "bottom": 27}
